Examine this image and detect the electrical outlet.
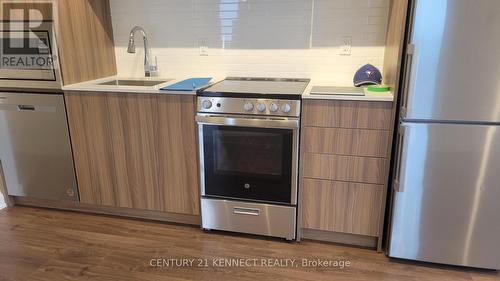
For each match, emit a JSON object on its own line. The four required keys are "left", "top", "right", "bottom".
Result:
{"left": 339, "top": 36, "right": 352, "bottom": 56}
{"left": 198, "top": 38, "right": 208, "bottom": 56}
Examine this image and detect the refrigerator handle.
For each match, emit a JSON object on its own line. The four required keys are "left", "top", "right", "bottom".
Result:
{"left": 393, "top": 124, "right": 408, "bottom": 192}
{"left": 400, "top": 44, "right": 415, "bottom": 119}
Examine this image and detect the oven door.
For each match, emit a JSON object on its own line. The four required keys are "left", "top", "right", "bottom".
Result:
{"left": 196, "top": 114, "right": 299, "bottom": 205}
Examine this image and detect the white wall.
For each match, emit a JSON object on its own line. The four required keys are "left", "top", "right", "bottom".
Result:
{"left": 110, "top": 0, "right": 390, "bottom": 85}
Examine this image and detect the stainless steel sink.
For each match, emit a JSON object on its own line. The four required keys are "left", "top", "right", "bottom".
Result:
{"left": 98, "top": 79, "right": 169, "bottom": 87}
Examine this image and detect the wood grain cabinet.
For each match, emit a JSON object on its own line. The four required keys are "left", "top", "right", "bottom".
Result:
{"left": 0, "top": 0, "right": 117, "bottom": 85}
{"left": 301, "top": 179, "right": 383, "bottom": 237}
{"left": 157, "top": 95, "right": 199, "bottom": 215}
{"left": 65, "top": 92, "right": 199, "bottom": 215}
{"left": 299, "top": 99, "right": 393, "bottom": 247}
{"left": 302, "top": 100, "right": 392, "bottom": 130}
{"left": 57, "top": 0, "right": 116, "bottom": 85}
{"left": 299, "top": 0, "right": 409, "bottom": 249}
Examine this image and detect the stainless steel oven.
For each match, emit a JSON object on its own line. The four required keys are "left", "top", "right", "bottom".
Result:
{"left": 197, "top": 113, "right": 299, "bottom": 205}
{"left": 195, "top": 77, "right": 309, "bottom": 241}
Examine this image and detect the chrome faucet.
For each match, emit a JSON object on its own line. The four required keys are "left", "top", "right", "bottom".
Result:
{"left": 127, "top": 26, "right": 158, "bottom": 77}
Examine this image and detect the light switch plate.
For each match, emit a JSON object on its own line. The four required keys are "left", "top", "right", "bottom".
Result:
{"left": 339, "top": 36, "right": 352, "bottom": 56}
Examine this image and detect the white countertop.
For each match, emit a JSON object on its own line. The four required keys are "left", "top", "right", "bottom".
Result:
{"left": 63, "top": 77, "right": 394, "bottom": 102}
{"left": 301, "top": 81, "right": 394, "bottom": 102}
{"left": 62, "top": 76, "right": 223, "bottom": 95}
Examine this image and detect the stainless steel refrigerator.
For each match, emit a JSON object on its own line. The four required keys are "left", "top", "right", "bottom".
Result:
{"left": 387, "top": 0, "right": 500, "bottom": 270}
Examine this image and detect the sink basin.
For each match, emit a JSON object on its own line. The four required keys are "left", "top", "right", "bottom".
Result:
{"left": 98, "top": 79, "right": 170, "bottom": 87}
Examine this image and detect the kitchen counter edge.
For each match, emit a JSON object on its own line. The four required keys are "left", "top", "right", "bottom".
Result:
{"left": 62, "top": 76, "right": 223, "bottom": 95}
{"left": 301, "top": 82, "right": 394, "bottom": 102}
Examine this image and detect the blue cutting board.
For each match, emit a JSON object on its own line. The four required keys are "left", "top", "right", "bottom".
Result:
{"left": 160, "top": 78, "right": 212, "bottom": 91}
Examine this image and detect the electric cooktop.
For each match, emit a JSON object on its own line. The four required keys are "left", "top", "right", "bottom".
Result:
{"left": 198, "top": 77, "right": 310, "bottom": 99}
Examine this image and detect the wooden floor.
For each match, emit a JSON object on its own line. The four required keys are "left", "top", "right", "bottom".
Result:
{"left": 0, "top": 207, "right": 498, "bottom": 281}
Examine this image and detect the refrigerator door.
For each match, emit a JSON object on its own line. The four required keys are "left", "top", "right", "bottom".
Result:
{"left": 402, "top": 0, "right": 500, "bottom": 122}
{"left": 389, "top": 122, "right": 500, "bottom": 269}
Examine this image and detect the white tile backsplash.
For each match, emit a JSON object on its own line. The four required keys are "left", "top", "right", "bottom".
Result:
{"left": 110, "top": 0, "right": 389, "bottom": 85}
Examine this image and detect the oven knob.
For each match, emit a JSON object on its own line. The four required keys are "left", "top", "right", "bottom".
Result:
{"left": 243, "top": 102, "right": 254, "bottom": 111}
{"left": 202, "top": 100, "right": 213, "bottom": 109}
{"left": 269, "top": 103, "right": 279, "bottom": 112}
{"left": 281, "top": 103, "right": 291, "bottom": 113}
{"left": 256, "top": 103, "right": 266, "bottom": 112}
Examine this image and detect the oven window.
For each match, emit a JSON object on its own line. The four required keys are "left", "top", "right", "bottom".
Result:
{"left": 215, "top": 130, "right": 283, "bottom": 176}
{"left": 203, "top": 125, "right": 294, "bottom": 204}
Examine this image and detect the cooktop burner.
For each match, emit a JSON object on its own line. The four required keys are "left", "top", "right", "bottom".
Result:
{"left": 198, "top": 77, "right": 310, "bottom": 100}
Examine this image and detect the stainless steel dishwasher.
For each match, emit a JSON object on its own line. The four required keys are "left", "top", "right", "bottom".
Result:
{"left": 0, "top": 92, "right": 78, "bottom": 201}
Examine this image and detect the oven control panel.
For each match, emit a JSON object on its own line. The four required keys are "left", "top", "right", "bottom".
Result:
{"left": 197, "top": 97, "right": 300, "bottom": 117}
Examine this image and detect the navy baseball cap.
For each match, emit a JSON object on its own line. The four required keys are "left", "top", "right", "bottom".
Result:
{"left": 353, "top": 64, "right": 382, "bottom": 87}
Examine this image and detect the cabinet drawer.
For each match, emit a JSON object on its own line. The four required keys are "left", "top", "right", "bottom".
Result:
{"left": 301, "top": 153, "right": 387, "bottom": 184}
{"left": 300, "top": 178, "right": 383, "bottom": 236}
{"left": 201, "top": 198, "right": 296, "bottom": 240}
{"left": 302, "top": 100, "right": 392, "bottom": 130}
{"left": 302, "top": 127, "right": 390, "bottom": 157}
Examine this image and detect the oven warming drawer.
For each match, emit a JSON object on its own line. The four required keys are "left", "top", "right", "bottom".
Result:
{"left": 201, "top": 198, "right": 296, "bottom": 240}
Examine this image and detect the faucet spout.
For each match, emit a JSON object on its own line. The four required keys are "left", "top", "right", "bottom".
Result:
{"left": 127, "top": 26, "right": 158, "bottom": 77}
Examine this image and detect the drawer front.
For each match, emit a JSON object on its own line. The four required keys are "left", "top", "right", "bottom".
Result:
{"left": 300, "top": 178, "right": 383, "bottom": 236}
{"left": 302, "top": 153, "right": 387, "bottom": 185}
{"left": 302, "top": 127, "right": 390, "bottom": 158}
{"left": 201, "top": 198, "right": 296, "bottom": 240}
{"left": 302, "top": 100, "right": 392, "bottom": 130}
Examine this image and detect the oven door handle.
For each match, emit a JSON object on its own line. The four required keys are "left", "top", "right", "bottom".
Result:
{"left": 233, "top": 207, "right": 261, "bottom": 216}
{"left": 195, "top": 115, "right": 299, "bottom": 129}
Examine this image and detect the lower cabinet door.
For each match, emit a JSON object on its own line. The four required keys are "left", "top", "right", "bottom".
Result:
{"left": 157, "top": 95, "right": 199, "bottom": 215}
{"left": 65, "top": 91, "right": 161, "bottom": 210}
{"left": 66, "top": 92, "right": 199, "bottom": 215}
{"left": 301, "top": 178, "right": 383, "bottom": 236}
